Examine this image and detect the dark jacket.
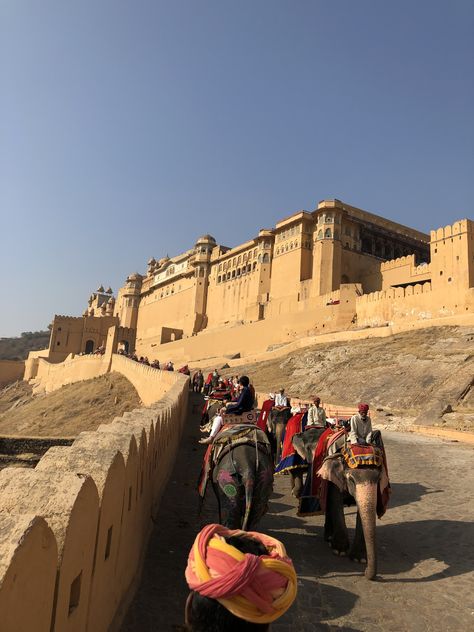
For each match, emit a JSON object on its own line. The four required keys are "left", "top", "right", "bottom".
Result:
{"left": 226, "top": 386, "right": 253, "bottom": 415}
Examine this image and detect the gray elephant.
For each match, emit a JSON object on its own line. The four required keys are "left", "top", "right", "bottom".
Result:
{"left": 201, "top": 424, "right": 274, "bottom": 530}
{"left": 267, "top": 406, "right": 292, "bottom": 465}
{"left": 293, "top": 430, "right": 389, "bottom": 580}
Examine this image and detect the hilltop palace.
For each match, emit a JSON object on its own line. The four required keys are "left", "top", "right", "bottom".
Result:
{"left": 33, "top": 198, "right": 473, "bottom": 366}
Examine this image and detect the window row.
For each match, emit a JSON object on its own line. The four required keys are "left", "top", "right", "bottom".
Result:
{"left": 217, "top": 248, "right": 258, "bottom": 271}
{"left": 276, "top": 226, "right": 300, "bottom": 241}
{"left": 217, "top": 262, "right": 258, "bottom": 282}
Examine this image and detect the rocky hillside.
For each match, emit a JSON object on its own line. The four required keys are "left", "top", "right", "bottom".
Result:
{"left": 0, "top": 372, "right": 140, "bottom": 437}
{"left": 0, "top": 330, "right": 50, "bottom": 360}
{"left": 229, "top": 326, "right": 474, "bottom": 431}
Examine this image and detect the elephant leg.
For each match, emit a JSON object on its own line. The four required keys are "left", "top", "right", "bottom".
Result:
{"left": 349, "top": 511, "right": 367, "bottom": 563}
{"left": 290, "top": 471, "right": 303, "bottom": 498}
{"left": 275, "top": 424, "right": 284, "bottom": 466}
{"left": 325, "top": 482, "right": 350, "bottom": 555}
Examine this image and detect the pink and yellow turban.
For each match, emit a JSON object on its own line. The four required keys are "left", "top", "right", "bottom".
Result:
{"left": 185, "top": 524, "right": 297, "bottom": 624}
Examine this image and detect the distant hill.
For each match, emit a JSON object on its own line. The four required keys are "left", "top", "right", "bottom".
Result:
{"left": 0, "top": 330, "right": 50, "bottom": 361}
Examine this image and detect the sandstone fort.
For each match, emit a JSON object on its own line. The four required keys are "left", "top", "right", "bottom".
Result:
{"left": 22, "top": 198, "right": 474, "bottom": 372}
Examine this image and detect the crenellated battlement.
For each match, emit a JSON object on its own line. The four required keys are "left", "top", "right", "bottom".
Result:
{"left": 430, "top": 219, "right": 472, "bottom": 242}
{"left": 380, "top": 254, "right": 415, "bottom": 271}
{"left": 357, "top": 282, "right": 432, "bottom": 304}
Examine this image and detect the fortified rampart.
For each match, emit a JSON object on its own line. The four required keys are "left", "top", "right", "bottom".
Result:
{"left": 0, "top": 360, "right": 25, "bottom": 387}
{"left": 0, "top": 354, "right": 189, "bottom": 632}
{"left": 18, "top": 206, "right": 473, "bottom": 372}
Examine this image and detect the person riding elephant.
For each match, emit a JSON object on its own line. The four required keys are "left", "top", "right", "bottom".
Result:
{"left": 225, "top": 376, "right": 254, "bottom": 415}
{"left": 293, "top": 423, "right": 390, "bottom": 580}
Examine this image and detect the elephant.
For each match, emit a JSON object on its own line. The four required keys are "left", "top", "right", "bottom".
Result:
{"left": 211, "top": 428, "right": 274, "bottom": 530}
{"left": 293, "top": 430, "right": 387, "bottom": 580}
{"left": 267, "top": 406, "right": 292, "bottom": 466}
{"left": 288, "top": 426, "right": 327, "bottom": 498}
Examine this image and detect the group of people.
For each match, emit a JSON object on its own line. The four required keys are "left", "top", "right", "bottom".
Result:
{"left": 268, "top": 389, "right": 377, "bottom": 444}
{"left": 187, "top": 381, "right": 384, "bottom": 629}
{"left": 191, "top": 369, "right": 245, "bottom": 395}
{"left": 116, "top": 349, "right": 176, "bottom": 371}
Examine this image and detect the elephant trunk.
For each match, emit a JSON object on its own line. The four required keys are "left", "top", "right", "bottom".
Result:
{"left": 355, "top": 481, "right": 378, "bottom": 580}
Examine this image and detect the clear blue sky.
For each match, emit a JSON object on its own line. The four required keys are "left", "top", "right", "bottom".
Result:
{"left": 1, "top": 1, "right": 473, "bottom": 337}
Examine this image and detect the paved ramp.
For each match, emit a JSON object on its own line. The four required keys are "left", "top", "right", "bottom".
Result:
{"left": 121, "top": 394, "right": 474, "bottom": 631}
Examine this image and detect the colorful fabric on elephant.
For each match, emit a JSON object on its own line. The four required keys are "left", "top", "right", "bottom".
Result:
{"left": 257, "top": 398, "right": 274, "bottom": 431}
{"left": 341, "top": 444, "right": 384, "bottom": 469}
{"left": 297, "top": 427, "right": 345, "bottom": 516}
{"left": 197, "top": 444, "right": 213, "bottom": 499}
{"left": 185, "top": 523, "right": 297, "bottom": 624}
{"left": 274, "top": 412, "right": 307, "bottom": 474}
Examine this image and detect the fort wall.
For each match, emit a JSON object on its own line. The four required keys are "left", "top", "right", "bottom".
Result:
{"left": 0, "top": 360, "right": 25, "bottom": 387}
{"left": 0, "top": 355, "right": 189, "bottom": 632}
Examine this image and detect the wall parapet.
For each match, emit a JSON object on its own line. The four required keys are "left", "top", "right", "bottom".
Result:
{"left": 0, "top": 355, "right": 189, "bottom": 631}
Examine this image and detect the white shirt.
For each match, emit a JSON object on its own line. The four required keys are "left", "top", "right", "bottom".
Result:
{"left": 349, "top": 413, "right": 373, "bottom": 444}
{"left": 210, "top": 414, "right": 224, "bottom": 438}
{"left": 307, "top": 405, "right": 327, "bottom": 426}
{"left": 275, "top": 393, "right": 288, "bottom": 407}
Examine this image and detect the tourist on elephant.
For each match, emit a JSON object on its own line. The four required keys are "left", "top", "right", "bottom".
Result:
{"left": 306, "top": 397, "right": 327, "bottom": 428}
{"left": 349, "top": 403, "right": 375, "bottom": 445}
{"left": 184, "top": 524, "right": 297, "bottom": 631}
{"left": 225, "top": 376, "right": 254, "bottom": 415}
{"left": 199, "top": 407, "right": 227, "bottom": 444}
{"left": 274, "top": 388, "right": 289, "bottom": 408}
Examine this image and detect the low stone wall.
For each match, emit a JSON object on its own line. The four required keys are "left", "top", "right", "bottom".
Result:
{"left": 0, "top": 360, "right": 25, "bottom": 388}
{"left": 0, "top": 358, "right": 189, "bottom": 632}
{"left": 31, "top": 354, "right": 110, "bottom": 394}
{"left": 29, "top": 352, "right": 184, "bottom": 407}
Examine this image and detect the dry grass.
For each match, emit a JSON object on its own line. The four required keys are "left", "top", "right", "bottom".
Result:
{"left": 0, "top": 372, "right": 140, "bottom": 437}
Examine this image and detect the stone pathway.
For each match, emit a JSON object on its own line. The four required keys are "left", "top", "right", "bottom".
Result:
{"left": 121, "top": 394, "right": 474, "bottom": 631}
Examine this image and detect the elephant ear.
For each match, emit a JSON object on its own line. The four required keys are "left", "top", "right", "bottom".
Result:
{"left": 292, "top": 432, "right": 308, "bottom": 460}
{"left": 318, "top": 456, "right": 346, "bottom": 492}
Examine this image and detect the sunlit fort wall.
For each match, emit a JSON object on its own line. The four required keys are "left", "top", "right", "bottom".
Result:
{"left": 1, "top": 198, "right": 473, "bottom": 630}
{"left": 27, "top": 198, "right": 473, "bottom": 367}
{"left": 0, "top": 355, "right": 189, "bottom": 632}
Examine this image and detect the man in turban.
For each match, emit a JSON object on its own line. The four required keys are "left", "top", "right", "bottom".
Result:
{"left": 184, "top": 524, "right": 297, "bottom": 631}
{"left": 349, "top": 403, "right": 373, "bottom": 445}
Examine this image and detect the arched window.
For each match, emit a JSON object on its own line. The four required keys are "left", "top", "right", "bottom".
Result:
{"left": 253, "top": 261, "right": 257, "bottom": 270}
{"left": 247, "top": 264, "right": 251, "bottom": 272}
{"left": 237, "top": 268, "right": 241, "bottom": 276}
{"left": 237, "top": 256, "right": 241, "bottom": 264}
{"left": 263, "top": 253, "right": 269, "bottom": 263}
{"left": 232, "top": 270, "right": 236, "bottom": 278}
{"left": 290, "top": 242, "right": 294, "bottom": 250}
{"left": 324, "top": 228, "right": 332, "bottom": 239}
{"left": 317, "top": 230, "right": 323, "bottom": 240}
{"left": 227, "top": 272, "right": 231, "bottom": 280}
{"left": 218, "top": 275, "right": 221, "bottom": 283}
